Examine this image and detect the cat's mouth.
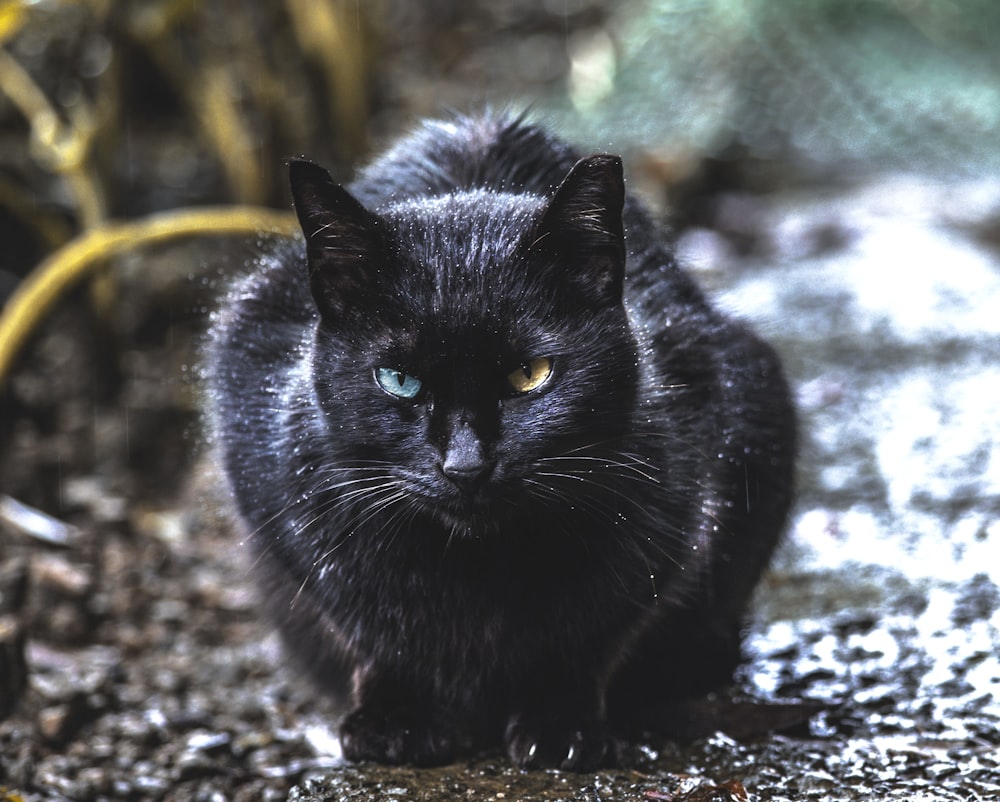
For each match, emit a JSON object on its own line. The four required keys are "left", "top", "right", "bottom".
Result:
{"left": 404, "top": 472, "right": 510, "bottom": 534}
{"left": 433, "top": 506, "right": 502, "bottom": 536}
{"left": 436, "top": 488, "right": 499, "bottom": 530}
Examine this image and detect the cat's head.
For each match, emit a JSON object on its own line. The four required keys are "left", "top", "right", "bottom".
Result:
{"left": 289, "top": 155, "right": 641, "bottom": 532}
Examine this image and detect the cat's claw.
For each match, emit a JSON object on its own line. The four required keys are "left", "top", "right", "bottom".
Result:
{"left": 504, "top": 714, "right": 608, "bottom": 771}
{"left": 340, "top": 705, "right": 455, "bottom": 767}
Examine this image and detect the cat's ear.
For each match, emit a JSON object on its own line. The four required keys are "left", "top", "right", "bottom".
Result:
{"left": 289, "top": 159, "right": 386, "bottom": 318}
{"left": 529, "top": 155, "right": 626, "bottom": 306}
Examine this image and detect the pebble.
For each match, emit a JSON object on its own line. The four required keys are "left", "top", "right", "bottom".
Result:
{"left": 0, "top": 615, "right": 27, "bottom": 721}
{"left": 0, "top": 558, "right": 29, "bottom": 719}
{"left": 186, "top": 729, "right": 233, "bottom": 753}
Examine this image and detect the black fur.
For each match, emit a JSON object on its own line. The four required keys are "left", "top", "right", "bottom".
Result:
{"left": 204, "top": 113, "right": 796, "bottom": 771}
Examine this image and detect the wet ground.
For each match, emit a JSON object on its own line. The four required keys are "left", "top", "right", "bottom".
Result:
{"left": 679, "top": 174, "right": 1000, "bottom": 801}
{"left": 2, "top": 170, "right": 998, "bottom": 801}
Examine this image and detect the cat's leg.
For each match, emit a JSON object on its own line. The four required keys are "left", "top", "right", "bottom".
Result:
{"left": 503, "top": 671, "right": 610, "bottom": 771}
{"left": 339, "top": 703, "right": 457, "bottom": 766}
{"left": 605, "top": 602, "right": 743, "bottom": 735}
{"left": 504, "top": 711, "right": 608, "bottom": 771}
{"left": 338, "top": 669, "right": 458, "bottom": 766}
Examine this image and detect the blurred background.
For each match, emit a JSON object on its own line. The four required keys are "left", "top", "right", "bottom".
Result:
{"left": 5, "top": 0, "right": 1000, "bottom": 253}
{"left": 4, "top": 0, "right": 1000, "bottom": 504}
{"left": 1, "top": 1, "right": 999, "bottom": 800}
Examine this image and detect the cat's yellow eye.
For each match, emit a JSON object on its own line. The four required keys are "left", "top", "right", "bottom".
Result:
{"left": 506, "top": 357, "right": 553, "bottom": 394}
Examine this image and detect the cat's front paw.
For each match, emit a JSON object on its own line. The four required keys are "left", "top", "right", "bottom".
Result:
{"left": 339, "top": 705, "right": 456, "bottom": 766}
{"left": 504, "top": 712, "right": 608, "bottom": 771}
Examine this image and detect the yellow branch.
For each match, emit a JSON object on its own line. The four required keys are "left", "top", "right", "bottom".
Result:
{"left": 0, "top": 0, "right": 29, "bottom": 47}
{"left": 0, "top": 44, "right": 107, "bottom": 226}
{"left": 284, "top": 0, "right": 370, "bottom": 158}
{"left": 0, "top": 205, "right": 300, "bottom": 391}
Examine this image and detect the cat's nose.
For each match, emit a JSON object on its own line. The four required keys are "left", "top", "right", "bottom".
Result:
{"left": 441, "top": 426, "right": 492, "bottom": 493}
{"left": 441, "top": 460, "right": 491, "bottom": 493}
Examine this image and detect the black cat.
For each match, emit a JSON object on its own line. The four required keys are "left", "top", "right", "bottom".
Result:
{"left": 204, "top": 113, "right": 796, "bottom": 771}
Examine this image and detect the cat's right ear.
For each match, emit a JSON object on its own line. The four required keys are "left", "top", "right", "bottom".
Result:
{"left": 289, "top": 159, "right": 385, "bottom": 318}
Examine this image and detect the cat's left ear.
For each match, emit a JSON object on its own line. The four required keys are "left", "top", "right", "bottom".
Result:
{"left": 288, "top": 158, "right": 387, "bottom": 319}
{"left": 529, "top": 155, "right": 626, "bottom": 307}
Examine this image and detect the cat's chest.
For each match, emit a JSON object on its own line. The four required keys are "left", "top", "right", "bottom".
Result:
{"left": 313, "top": 528, "right": 652, "bottom": 655}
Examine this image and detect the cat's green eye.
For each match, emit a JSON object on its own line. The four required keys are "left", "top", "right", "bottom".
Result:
{"left": 506, "top": 357, "right": 553, "bottom": 394}
{"left": 375, "top": 367, "right": 423, "bottom": 399}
